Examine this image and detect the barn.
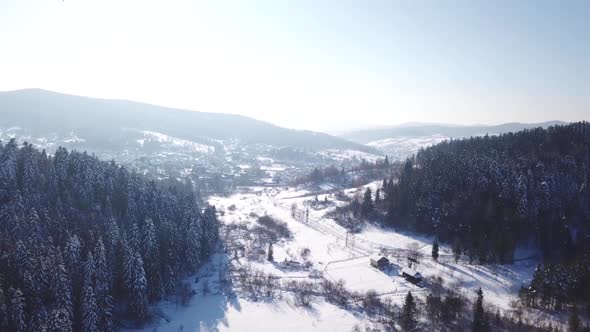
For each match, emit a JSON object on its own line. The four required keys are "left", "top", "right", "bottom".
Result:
{"left": 370, "top": 255, "right": 390, "bottom": 270}
{"left": 400, "top": 267, "right": 423, "bottom": 284}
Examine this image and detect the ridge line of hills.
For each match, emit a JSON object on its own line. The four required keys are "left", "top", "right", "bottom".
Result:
{"left": 0, "top": 88, "right": 378, "bottom": 154}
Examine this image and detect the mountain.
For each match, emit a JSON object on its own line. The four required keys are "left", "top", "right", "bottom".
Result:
{"left": 339, "top": 121, "right": 566, "bottom": 160}
{"left": 0, "top": 89, "right": 377, "bottom": 153}
{"left": 340, "top": 121, "right": 566, "bottom": 143}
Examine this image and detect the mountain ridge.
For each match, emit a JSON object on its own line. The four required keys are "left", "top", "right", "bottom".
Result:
{"left": 340, "top": 121, "right": 567, "bottom": 144}
{"left": 0, "top": 88, "right": 378, "bottom": 153}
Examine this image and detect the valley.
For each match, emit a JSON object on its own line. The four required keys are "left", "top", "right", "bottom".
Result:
{"left": 129, "top": 182, "right": 547, "bottom": 331}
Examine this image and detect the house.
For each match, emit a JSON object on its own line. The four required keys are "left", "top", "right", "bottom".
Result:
{"left": 370, "top": 255, "right": 390, "bottom": 270}
{"left": 400, "top": 267, "right": 423, "bottom": 284}
{"left": 281, "top": 259, "right": 304, "bottom": 270}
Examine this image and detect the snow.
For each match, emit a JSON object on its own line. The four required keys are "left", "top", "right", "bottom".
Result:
{"left": 129, "top": 295, "right": 362, "bottom": 332}
{"left": 132, "top": 184, "right": 538, "bottom": 331}
{"left": 366, "top": 136, "right": 449, "bottom": 150}
{"left": 128, "top": 253, "right": 363, "bottom": 332}
{"left": 63, "top": 131, "right": 86, "bottom": 143}
{"left": 317, "top": 149, "right": 381, "bottom": 163}
{"left": 140, "top": 130, "right": 213, "bottom": 153}
{"left": 366, "top": 135, "right": 449, "bottom": 160}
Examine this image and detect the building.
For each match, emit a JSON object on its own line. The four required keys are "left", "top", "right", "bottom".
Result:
{"left": 400, "top": 267, "right": 423, "bottom": 284}
{"left": 370, "top": 255, "right": 390, "bottom": 270}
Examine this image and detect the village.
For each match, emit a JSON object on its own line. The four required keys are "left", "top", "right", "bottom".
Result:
{"left": 130, "top": 182, "right": 543, "bottom": 331}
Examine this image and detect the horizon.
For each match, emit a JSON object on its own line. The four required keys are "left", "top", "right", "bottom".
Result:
{"left": 0, "top": 87, "right": 569, "bottom": 134}
{"left": 1, "top": 1, "right": 589, "bottom": 131}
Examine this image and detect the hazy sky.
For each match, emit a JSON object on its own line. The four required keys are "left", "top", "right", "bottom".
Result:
{"left": 1, "top": 0, "right": 589, "bottom": 131}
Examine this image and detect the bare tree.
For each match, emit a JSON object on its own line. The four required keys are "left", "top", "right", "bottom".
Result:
{"left": 407, "top": 242, "right": 424, "bottom": 268}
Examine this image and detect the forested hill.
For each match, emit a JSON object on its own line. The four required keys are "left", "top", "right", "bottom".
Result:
{"left": 341, "top": 121, "right": 565, "bottom": 144}
{"left": 384, "top": 122, "right": 590, "bottom": 264}
{"left": 0, "top": 140, "right": 219, "bottom": 330}
{"left": 0, "top": 89, "right": 376, "bottom": 153}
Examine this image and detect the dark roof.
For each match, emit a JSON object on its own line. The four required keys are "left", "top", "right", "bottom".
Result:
{"left": 401, "top": 267, "right": 423, "bottom": 279}
{"left": 370, "top": 255, "right": 389, "bottom": 263}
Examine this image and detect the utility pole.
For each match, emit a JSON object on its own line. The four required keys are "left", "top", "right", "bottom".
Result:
{"left": 345, "top": 230, "right": 349, "bottom": 247}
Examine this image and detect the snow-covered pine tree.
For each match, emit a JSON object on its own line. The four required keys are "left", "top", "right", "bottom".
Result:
{"left": 94, "top": 239, "right": 114, "bottom": 332}
{"left": 124, "top": 249, "right": 148, "bottom": 324}
{"left": 9, "top": 287, "right": 26, "bottom": 332}
{"left": 81, "top": 280, "right": 98, "bottom": 332}
{"left": 50, "top": 249, "right": 73, "bottom": 325}
{"left": 48, "top": 307, "right": 73, "bottom": 332}
{"left": 0, "top": 143, "right": 220, "bottom": 329}
{"left": 64, "top": 235, "right": 82, "bottom": 288}
{"left": 0, "top": 276, "right": 8, "bottom": 329}
{"left": 83, "top": 252, "right": 96, "bottom": 289}
{"left": 185, "top": 218, "right": 202, "bottom": 272}
{"left": 141, "top": 218, "right": 163, "bottom": 301}
{"left": 28, "top": 306, "right": 48, "bottom": 332}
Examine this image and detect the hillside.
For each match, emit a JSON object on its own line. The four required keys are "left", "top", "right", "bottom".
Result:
{"left": 0, "top": 142, "right": 219, "bottom": 330}
{"left": 0, "top": 89, "right": 376, "bottom": 153}
{"left": 340, "top": 122, "right": 565, "bottom": 160}
{"left": 341, "top": 122, "right": 566, "bottom": 144}
{"left": 382, "top": 122, "right": 590, "bottom": 262}
{"left": 379, "top": 122, "right": 590, "bottom": 313}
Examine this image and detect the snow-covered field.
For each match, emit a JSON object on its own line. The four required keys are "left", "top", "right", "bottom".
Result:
{"left": 131, "top": 183, "right": 538, "bottom": 331}
{"left": 366, "top": 135, "right": 450, "bottom": 160}
{"left": 138, "top": 130, "right": 213, "bottom": 153}
{"left": 317, "top": 149, "right": 382, "bottom": 163}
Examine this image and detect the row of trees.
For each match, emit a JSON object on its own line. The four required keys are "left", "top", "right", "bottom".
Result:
{"left": 519, "top": 257, "right": 590, "bottom": 312}
{"left": 293, "top": 155, "right": 395, "bottom": 186}
{"left": 0, "top": 140, "right": 219, "bottom": 331}
{"left": 377, "top": 122, "right": 590, "bottom": 314}
{"left": 383, "top": 123, "right": 590, "bottom": 263}
{"left": 384, "top": 122, "right": 590, "bottom": 263}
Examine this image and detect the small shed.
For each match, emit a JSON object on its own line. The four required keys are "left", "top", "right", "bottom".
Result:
{"left": 370, "top": 255, "right": 390, "bottom": 270}
{"left": 400, "top": 267, "right": 423, "bottom": 284}
{"left": 281, "top": 259, "right": 303, "bottom": 270}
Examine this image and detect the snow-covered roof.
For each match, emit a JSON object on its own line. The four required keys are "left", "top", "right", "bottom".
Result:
{"left": 401, "top": 267, "right": 422, "bottom": 278}
{"left": 370, "top": 254, "right": 389, "bottom": 262}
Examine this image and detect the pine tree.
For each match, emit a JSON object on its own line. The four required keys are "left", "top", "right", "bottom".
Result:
{"left": 14, "top": 240, "right": 32, "bottom": 279}
{"left": 361, "top": 188, "right": 374, "bottom": 217}
{"left": 94, "top": 239, "right": 114, "bottom": 331}
{"left": 48, "top": 308, "right": 73, "bottom": 332}
{"left": 401, "top": 291, "right": 417, "bottom": 331}
{"left": 81, "top": 282, "right": 98, "bottom": 332}
{"left": 267, "top": 242, "right": 274, "bottom": 262}
{"left": 0, "top": 277, "right": 8, "bottom": 330}
{"left": 51, "top": 250, "right": 73, "bottom": 322}
{"left": 0, "top": 143, "right": 221, "bottom": 331}
{"left": 125, "top": 250, "right": 148, "bottom": 324}
{"left": 432, "top": 242, "right": 439, "bottom": 262}
{"left": 84, "top": 252, "right": 96, "bottom": 289}
{"left": 185, "top": 219, "right": 202, "bottom": 273}
{"left": 28, "top": 307, "right": 48, "bottom": 332}
{"left": 142, "top": 219, "right": 163, "bottom": 302}
{"left": 9, "top": 287, "right": 26, "bottom": 332}
{"left": 472, "top": 288, "right": 488, "bottom": 332}
{"left": 568, "top": 306, "right": 581, "bottom": 332}
{"left": 128, "top": 222, "right": 141, "bottom": 253}
{"left": 65, "top": 235, "right": 82, "bottom": 291}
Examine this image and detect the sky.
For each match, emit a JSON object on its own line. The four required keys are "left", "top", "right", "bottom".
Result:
{"left": 1, "top": 0, "right": 589, "bottom": 132}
